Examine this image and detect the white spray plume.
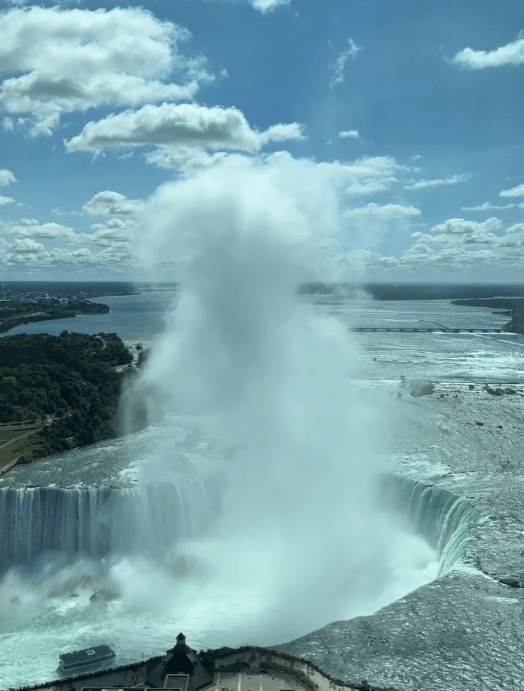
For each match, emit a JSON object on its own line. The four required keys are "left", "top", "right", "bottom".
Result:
{"left": 126, "top": 152, "right": 397, "bottom": 643}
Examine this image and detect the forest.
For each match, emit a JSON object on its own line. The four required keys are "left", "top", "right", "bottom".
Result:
{"left": 0, "top": 331, "right": 136, "bottom": 463}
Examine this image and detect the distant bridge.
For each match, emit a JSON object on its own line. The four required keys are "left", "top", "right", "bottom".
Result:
{"left": 350, "top": 327, "right": 505, "bottom": 333}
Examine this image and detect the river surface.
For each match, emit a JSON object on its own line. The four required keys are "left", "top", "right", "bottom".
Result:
{"left": 1, "top": 292, "right": 524, "bottom": 690}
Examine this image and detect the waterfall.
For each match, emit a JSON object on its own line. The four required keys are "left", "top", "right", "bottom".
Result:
{"left": 0, "top": 476, "right": 211, "bottom": 570}
{"left": 378, "top": 474, "right": 480, "bottom": 575}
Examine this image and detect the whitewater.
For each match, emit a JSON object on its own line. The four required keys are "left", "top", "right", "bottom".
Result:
{"left": 2, "top": 153, "right": 524, "bottom": 690}
{"left": 1, "top": 296, "right": 520, "bottom": 690}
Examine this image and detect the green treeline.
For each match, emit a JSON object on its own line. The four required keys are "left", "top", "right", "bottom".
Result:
{"left": 0, "top": 331, "right": 134, "bottom": 461}
{"left": 451, "top": 297, "right": 524, "bottom": 333}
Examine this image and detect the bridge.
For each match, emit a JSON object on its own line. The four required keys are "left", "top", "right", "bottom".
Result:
{"left": 350, "top": 327, "right": 505, "bottom": 333}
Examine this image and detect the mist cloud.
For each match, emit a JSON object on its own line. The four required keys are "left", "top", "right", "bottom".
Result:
{"left": 122, "top": 151, "right": 397, "bottom": 635}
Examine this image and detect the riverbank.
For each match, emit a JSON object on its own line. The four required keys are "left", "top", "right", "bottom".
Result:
{"left": 451, "top": 297, "right": 524, "bottom": 333}
{"left": 0, "top": 332, "right": 134, "bottom": 463}
{"left": 0, "top": 301, "right": 110, "bottom": 335}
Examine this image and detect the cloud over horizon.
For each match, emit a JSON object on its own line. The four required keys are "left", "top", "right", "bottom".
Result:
{"left": 451, "top": 32, "right": 524, "bottom": 69}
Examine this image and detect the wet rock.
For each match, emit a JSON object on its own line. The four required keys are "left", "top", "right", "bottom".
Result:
{"left": 89, "top": 588, "right": 119, "bottom": 604}
{"left": 409, "top": 380, "right": 435, "bottom": 397}
{"left": 484, "top": 385, "right": 503, "bottom": 396}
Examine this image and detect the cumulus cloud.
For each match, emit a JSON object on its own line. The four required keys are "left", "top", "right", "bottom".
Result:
{"left": 428, "top": 217, "right": 502, "bottom": 238}
{"left": 461, "top": 201, "right": 516, "bottom": 211}
{"left": 83, "top": 190, "right": 144, "bottom": 217}
{"left": 0, "top": 215, "right": 133, "bottom": 268}
{"left": 331, "top": 39, "right": 362, "bottom": 86}
{"left": 344, "top": 203, "right": 421, "bottom": 218}
{"left": 344, "top": 181, "right": 392, "bottom": 195}
{"left": 1, "top": 219, "right": 84, "bottom": 242}
{"left": 404, "top": 174, "right": 469, "bottom": 190}
{"left": 315, "top": 155, "right": 402, "bottom": 196}
{"left": 341, "top": 210, "right": 524, "bottom": 278}
{"left": 0, "top": 196, "right": 15, "bottom": 205}
{"left": 499, "top": 183, "right": 524, "bottom": 198}
{"left": 247, "top": 0, "right": 290, "bottom": 12}
{"left": 258, "top": 123, "right": 305, "bottom": 145}
{"left": 451, "top": 32, "right": 524, "bottom": 69}
{"left": 0, "top": 169, "right": 17, "bottom": 186}
{"left": 338, "top": 130, "right": 360, "bottom": 140}
{"left": 0, "top": 6, "right": 209, "bottom": 134}
{"left": 65, "top": 103, "right": 304, "bottom": 153}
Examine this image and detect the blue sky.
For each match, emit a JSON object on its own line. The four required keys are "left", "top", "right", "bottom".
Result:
{"left": 0, "top": 0, "right": 523, "bottom": 281}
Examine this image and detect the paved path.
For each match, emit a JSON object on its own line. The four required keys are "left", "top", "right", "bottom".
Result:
{"left": 0, "top": 429, "right": 36, "bottom": 453}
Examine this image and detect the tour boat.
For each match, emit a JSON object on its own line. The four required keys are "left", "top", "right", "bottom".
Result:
{"left": 58, "top": 644, "right": 116, "bottom": 675}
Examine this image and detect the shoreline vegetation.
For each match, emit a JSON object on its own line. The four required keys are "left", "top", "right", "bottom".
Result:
{"left": 1, "top": 281, "right": 523, "bottom": 472}
{"left": 0, "top": 280, "right": 137, "bottom": 336}
{"left": 0, "top": 299, "right": 110, "bottom": 334}
{"left": 451, "top": 298, "right": 524, "bottom": 334}
{"left": 0, "top": 332, "right": 141, "bottom": 467}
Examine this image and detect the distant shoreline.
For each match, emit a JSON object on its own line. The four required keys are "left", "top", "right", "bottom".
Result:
{"left": 0, "top": 301, "right": 110, "bottom": 336}
{"left": 0, "top": 311, "right": 77, "bottom": 334}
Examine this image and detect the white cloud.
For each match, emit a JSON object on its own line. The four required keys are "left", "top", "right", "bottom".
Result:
{"left": 0, "top": 6, "right": 209, "bottom": 134}
{"left": 1, "top": 219, "right": 83, "bottom": 242}
{"left": 0, "top": 216, "right": 134, "bottom": 268}
{"left": 0, "top": 196, "right": 15, "bottom": 205}
{"left": 451, "top": 33, "right": 524, "bottom": 69}
{"left": 83, "top": 190, "right": 144, "bottom": 217}
{"left": 341, "top": 211, "right": 524, "bottom": 278}
{"left": 344, "top": 181, "right": 393, "bottom": 195}
{"left": 461, "top": 201, "right": 516, "bottom": 211}
{"left": 404, "top": 174, "right": 469, "bottom": 190}
{"left": 247, "top": 0, "right": 290, "bottom": 12}
{"left": 499, "top": 183, "right": 524, "bottom": 197}
{"left": 10, "top": 238, "right": 46, "bottom": 257}
{"left": 145, "top": 147, "right": 230, "bottom": 170}
{"left": 338, "top": 130, "right": 360, "bottom": 140}
{"left": 330, "top": 39, "right": 362, "bottom": 86}
{"left": 0, "top": 169, "right": 17, "bottom": 186}
{"left": 258, "top": 123, "right": 305, "bottom": 145}
{"left": 344, "top": 203, "right": 421, "bottom": 218}
{"left": 65, "top": 103, "right": 304, "bottom": 153}
{"left": 429, "top": 216, "right": 502, "bottom": 237}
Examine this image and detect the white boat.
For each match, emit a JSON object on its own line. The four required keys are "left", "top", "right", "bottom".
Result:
{"left": 58, "top": 644, "right": 116, "bottom": 675}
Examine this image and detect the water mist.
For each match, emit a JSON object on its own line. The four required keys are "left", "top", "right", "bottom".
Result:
{"left": 123, "top": 153, "right": 419, "bottom": 643}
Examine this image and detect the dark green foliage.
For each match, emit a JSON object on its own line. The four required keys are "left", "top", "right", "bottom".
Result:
{"left": 0, "top": 332, "right": 135, "bottom": 460}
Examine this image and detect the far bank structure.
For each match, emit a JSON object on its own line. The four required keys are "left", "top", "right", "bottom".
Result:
{"left": 13, "top": 633, "right": 407, "bottom": 691}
